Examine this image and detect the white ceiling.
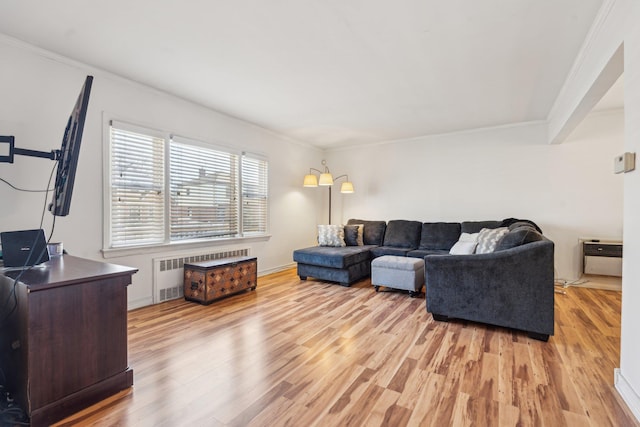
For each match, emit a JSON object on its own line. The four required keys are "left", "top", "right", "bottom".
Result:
{"left": 0, "top": 1, "right": 612, "bottom": 148}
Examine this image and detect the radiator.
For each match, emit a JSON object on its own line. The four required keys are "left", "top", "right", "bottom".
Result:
{"left": 152, "top": 247, "right": 250, "bottom": 303}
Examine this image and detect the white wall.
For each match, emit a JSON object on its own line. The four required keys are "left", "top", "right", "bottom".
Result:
{"left": 620, "top": 0, "right": 640, "bottom": 419}
{"left": 539, "top": 0, "right": 639, "bottom": 419}
{"left": 0, "top": 37, "right": 322, "bottom": 308}
{"left": 325, "top": 114, "right": 623, "bottom": 281}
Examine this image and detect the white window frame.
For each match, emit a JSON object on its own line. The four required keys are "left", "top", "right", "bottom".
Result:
{"left": 240, "top": 152, "right": 269, "bottom": 236}
{"left": 102, "top": 117, "right": 270, "bottom": 257}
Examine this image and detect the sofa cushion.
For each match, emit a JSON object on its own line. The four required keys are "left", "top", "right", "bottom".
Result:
{"left": 317, "top": 224, "right": 345, "bottom": 247}
{"left": 344, "top": 224, "right": 364, "bottom": 246}
{"left": 407, "top": 249, "right": 450, "bottom": 258}
{"left": 370, "top": 246, "right": 413, "bottom": 258}
{"left": 419, "top": 222, "right": 461, "bottom": 250}
{"left": 383, "top": 220, "right": 422, "bottom": 248}
{"left": 476, "top": 227, "right": 509, "bottom": 254}
{"left": 293, "top": 245, "right": 375, "bottom": 269}
{"left": 347, "top": 219, "right": 387, "bottom": 246}
{"left": 495, "top": 226, "right": 544, "bottom": 251}
{"left": 461, "top": 220, "right": 501, "bottom": 234}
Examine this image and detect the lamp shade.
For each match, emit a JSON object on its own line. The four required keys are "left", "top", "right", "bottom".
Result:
{"left": 318, "top": 173, "right": 334, "bottom": 186}
{"left": 340, "top": 181, "right": 354, "bottom": 193}
{"left": 303, "top": 174, "right": 318, "bottom": 187}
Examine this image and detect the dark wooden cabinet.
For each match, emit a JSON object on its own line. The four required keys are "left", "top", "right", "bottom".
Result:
{"left": 583, "top": 241, "right": 623, "bottom": 276}
{"left": 184, "top": 256, "right": 257, "bottom": 304}
{"left": 0, "top": 255, "right": 137, "bottom": 426}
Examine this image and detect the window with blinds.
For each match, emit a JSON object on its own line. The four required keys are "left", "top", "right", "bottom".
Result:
{"left": 241, "top": 154, "right": 268, "bottom": 235}
{"left": 170, "top": 138, "right": 239, "bottom": 240}
{"left": 110, "top": 126, "right": 165, "bottom": 247}
{"left": 107, "top": 122, "right": 268, "bottom": 249}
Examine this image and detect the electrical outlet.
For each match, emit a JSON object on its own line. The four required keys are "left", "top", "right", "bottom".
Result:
{"left": 614, "top": 152, "right": 635, "bottom": 174}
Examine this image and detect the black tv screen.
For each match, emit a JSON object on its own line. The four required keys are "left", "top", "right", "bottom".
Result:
{"left": 49, "top": 75, "right": 93, "bottom": 216}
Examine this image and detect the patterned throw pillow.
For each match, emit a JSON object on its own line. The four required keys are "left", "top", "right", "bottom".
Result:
{"left": 318, "top": 225, "right": 346, "bottom": 247}
{"left": 344, "top": 225, "right": 358, "bottom": 246}
{"left": 476, "top": 227, "right": 509, "bottom": 254}
{"left": 354, "top": 224, "right": 364, "bottom": 245}
{"left": 344, "top": 224, "right": 364, "bottom": 246}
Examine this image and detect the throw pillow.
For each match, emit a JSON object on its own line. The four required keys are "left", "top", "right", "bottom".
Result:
{"left": 352, "top": 223, "right": 364, "bottom": 245}
{"left": 318, "top": 224, "right": 346, "bottom": 247}
{"left": 344, "top": 224, "right": 364, "bottom": 246}
{"left": 449, "top": 241, "right": 477, "bottom": 255}
{"left": 458, "top": 232, "right": 479, "bottom": 243}
{"left": 448, "top": 232, "right": 479, "bottom": 255}
{"left": 476, "top": 227, "right": 509, "bottom": 254}
{"left": 348, "top": 219, "right": 386, "bottom": 245}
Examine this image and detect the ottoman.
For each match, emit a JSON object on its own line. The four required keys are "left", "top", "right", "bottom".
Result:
{"left": 371, "top": 255, "right": 425, "bottom": 297}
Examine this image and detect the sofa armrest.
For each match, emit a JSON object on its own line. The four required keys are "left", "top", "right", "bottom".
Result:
{"left": 424, "top": 239, "right": 554, "bottom": 336}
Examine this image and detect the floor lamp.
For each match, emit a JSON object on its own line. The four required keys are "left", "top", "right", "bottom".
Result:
{"left": 303, "top": 160, "right": 354, "bottom": 224}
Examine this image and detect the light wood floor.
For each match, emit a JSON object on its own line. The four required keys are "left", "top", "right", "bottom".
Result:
{"left": 54, "top": 268, "right": 638, "bottom": 427}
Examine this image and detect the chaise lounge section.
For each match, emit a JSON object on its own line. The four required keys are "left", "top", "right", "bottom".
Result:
{"left": 293, "top": 219, "right": 386, "bottom": 286}
{"left": 293, "top": 245, "right": 376, "bottom": 286}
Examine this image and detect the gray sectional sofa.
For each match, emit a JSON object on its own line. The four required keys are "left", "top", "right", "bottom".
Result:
{"left": 292, "top": 218, "right": 554, "bottom": 341}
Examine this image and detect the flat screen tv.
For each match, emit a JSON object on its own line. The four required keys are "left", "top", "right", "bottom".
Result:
{"left": 48, "top": 75, "right": 93, "bottom": 216}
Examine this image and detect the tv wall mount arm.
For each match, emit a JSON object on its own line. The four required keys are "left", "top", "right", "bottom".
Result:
{"left": 0, "top": 135, "right": 61, "bottom": 163}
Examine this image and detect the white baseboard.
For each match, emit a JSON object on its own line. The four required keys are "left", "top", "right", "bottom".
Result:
{"left": 128, "top": 296, "right": 153, "bottom": 311}
{"left": 125, "top": 263, "right": 296, "bottom": 311}
{"left": 258, "top": 262, "right": 296, "bottom": 276}
{"left": 615, "top": 368, "right": 640, "bottom": 422}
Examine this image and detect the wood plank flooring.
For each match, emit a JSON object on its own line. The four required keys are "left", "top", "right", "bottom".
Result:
{"left": 53, "top": 268, "right": 638, "bottom": 426}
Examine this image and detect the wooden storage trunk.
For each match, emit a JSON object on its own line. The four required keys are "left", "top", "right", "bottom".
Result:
{"left": 184, "top": 256, "right": 257, "bottom": 304}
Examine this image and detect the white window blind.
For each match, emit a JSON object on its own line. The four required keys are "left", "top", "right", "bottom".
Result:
{"left": 110, "top": 126, "right": 165, "bottom": 247}
{"left": 241, "top": 153, "right": 268, "bottom": 235}
{"left": 107, "top": 122, "right": 269, "bottom": 249}
{"left": 170, "top": 138, "right": 239, "bottom": 240}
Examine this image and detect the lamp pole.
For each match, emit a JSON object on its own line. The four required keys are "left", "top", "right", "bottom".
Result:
{"left": 328, "top": 186, "right": 332, "bottom": 224}
{"left": 303, "top": 161, "right": 353, "bottom": 225}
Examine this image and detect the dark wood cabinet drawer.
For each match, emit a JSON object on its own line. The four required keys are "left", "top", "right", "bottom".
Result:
{"left": 583, "top": 243, "right": 622, "bottom": 258}
{"left": 184, "top": 256, "right": 257, "bottom": 304}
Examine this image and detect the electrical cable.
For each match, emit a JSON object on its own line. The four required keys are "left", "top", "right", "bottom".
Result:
{"left": 0, "top": 400, "right": 29, "bottom": 426}
{"left": 39, "top": 161, "right": 58, "bottom": 230}
{"left": 555, "top": 276, "right": 589, "bottom": 289}
{"left": 0, "top": 238, "right": 52, "bottom": 326}
{"left": 0, "top": 176, "right": 52, "bottom": 193}
{"left": 0, "top": 167, "right": 57, "bottom": 425}
{"left": 1, "top": 162, "right": 58, "bottom": 326}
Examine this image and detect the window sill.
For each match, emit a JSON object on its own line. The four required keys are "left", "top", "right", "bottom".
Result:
{"left": 101, "top": 234, "right": 271, "bottom": 259}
